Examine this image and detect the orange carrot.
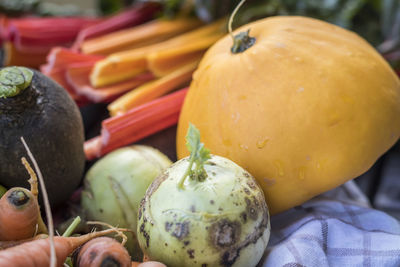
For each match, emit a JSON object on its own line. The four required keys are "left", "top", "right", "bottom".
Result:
{"left": 107, "top": 61, "right": 197, "bottom": 116}
{"left": 0, "top": 234, "right": 47, "bottom": 250}
{"left": 75, "top": 237, "right": 131, "bottom": 267}
{"left": 0, "top": 157, "right": 48, "bottom": 241}
{"left": 81, "top": 17, "right": 202, "bottom": 55}
{"left": 0, "top": 228, "right": 127, "bottom": 267}
{"left": 0, "top": 188, "right": 39, "bottom": 241}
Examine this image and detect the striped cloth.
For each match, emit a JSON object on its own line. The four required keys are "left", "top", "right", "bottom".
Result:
{"left": 260, "top": 181, "right": 400, "bottom": 267}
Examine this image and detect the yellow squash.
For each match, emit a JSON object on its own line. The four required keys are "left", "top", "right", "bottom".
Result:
{"left": 177, "top": 16, "right": 400, "bottom": 215}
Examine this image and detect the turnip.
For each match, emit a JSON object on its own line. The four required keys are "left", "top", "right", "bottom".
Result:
{"left": 137, "top": 124, "right": 270, "bottom": 267}
{"left": 81, "top": 145, "right": 172, "bottom": 260}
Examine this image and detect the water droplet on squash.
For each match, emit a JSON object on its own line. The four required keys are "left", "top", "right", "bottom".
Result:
{"left": 256, "top": 138, "right": 269, "bottom": 149}
{"left": 274, "top": 160, "right": 284, "bottom": 177}
{"left": 239, "top": 144, "right": 249, "bottom": 151}
{"left": 294, "top": 57, "right": 303, "bottom": 63}
{"left": 297, "top": 87, "right": 304, "bottom": 93}
{"left": 298, "top": 166, "right": 306, "bottom": 180}
{"left": 231, "top": 112, "right": 240, "bottom": 123}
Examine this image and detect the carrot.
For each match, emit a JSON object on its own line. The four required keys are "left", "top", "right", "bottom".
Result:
{"left": 0, "top": 188, "right": 39, "bottom": 241}
{"left": 0, "top": 156, "right": 48, "bottom": 241}
{"left": 0, "top": 228, "right": 128, "bottom": 267}
{"left": 107, "top": 60, "right": 197, "bottom": 116}
{"left": 75, "top": 237, "right": 131, "bottom": 267}
{"left": 81, "top": 17, "right": 202, "bottom": 55}
{"left": 0, "top": 234, "right": 47, "bottom": 250}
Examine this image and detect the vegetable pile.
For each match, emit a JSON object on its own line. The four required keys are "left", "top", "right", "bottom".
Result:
{"left": 0, "top": 1, "right": 400, "bottom": 266}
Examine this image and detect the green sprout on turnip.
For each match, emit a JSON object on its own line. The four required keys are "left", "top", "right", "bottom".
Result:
{"left": 178, "top": 124, "right": 211, "bottom": 188}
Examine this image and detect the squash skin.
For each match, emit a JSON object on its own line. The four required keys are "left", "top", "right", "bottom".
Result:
{"left": 176, "top": 16, "right": 400, "bottom": 214}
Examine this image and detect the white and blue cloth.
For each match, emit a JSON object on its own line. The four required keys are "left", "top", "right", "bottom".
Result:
{"left": 260, "top": 181, "right": 400, "bottom": 267}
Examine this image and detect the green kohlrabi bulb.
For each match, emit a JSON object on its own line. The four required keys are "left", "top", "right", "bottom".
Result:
{"left": 81, "top": 145, "right": 172, "bottom": 260}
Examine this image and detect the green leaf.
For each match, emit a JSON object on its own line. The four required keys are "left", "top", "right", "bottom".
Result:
{"left": 186, "top": 123, "right": 211, "bottom": 164}
{"left": 185, "top": 122, "right": 200, "bottom": 156}
{"left": 0, "top": 66, "right": 33, "bottom": 98}
{"left": 178, "top": 123, "right": 211, "bottom": 189}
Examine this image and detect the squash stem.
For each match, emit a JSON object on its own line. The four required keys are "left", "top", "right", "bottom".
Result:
{"left": 228, "top": 0, "right": 256, "bottom": 54}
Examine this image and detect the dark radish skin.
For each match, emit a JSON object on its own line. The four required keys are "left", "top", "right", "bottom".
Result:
{"left": 0, "top": 66, "right": 85, "bottom": 207}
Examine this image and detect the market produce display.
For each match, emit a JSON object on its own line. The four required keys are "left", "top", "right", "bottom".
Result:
{"left": 0, "top": 0, "right": 399, "bottom": 266}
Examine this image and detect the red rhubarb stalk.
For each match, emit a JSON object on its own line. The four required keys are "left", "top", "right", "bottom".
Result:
{"left": 40, "top": 48, "right": 104, "bottom": 105}
{"left": 72, "top": 2, "right": 161, "bottom": 51}
{"left": 84, "top": 88, "right": 188, "bottom": 160}
{"left": 7, "top": 17, "right": 101, "bottom": 53}
{"left": 65, "top": 63, "right": 154, "bottom": 102}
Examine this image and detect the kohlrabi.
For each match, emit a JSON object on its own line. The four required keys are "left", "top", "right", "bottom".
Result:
{"left": 81, "top": 145, "right": 172, "bottom": 260}
{"left": 137, "top": 124, "right": 270, "bottom": 267}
